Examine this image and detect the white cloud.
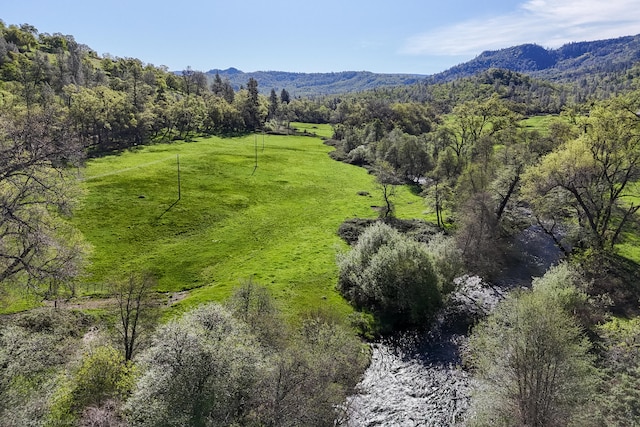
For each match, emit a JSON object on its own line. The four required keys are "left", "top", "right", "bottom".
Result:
{"left": 401, "top": 0, "right": 640, "bottom": 56}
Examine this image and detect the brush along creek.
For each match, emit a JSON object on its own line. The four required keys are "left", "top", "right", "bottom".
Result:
{"left": 345, "top": 225, "right": 563, "bottom": 426}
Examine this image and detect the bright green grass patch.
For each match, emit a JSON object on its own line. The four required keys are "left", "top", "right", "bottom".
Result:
{"left": 520, "top": 114, "right": 563, "bottom": 135}
{"left": 73, "top": 132, "right": 429, "bottom": 319}
{"left": 0, "top": 287, "right": 43, "bottom": 314}
{"left": 290, "top": 122, "right": 334, "bottom": 139}
{"left": 613, "top": 181, "right": 640, "bottom": 263}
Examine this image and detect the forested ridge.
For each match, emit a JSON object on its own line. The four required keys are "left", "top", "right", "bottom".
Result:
{"left": 205, "top": 68, "right": 427, "bottom": 97}
{"left": 429, "top": 34, "right": 640, "bottom": 83}
{"left": 208, "top": 34, "right": 640, "bottom": 100}
{"left": 1, "top": 19, "right": 640, "bottom": 426}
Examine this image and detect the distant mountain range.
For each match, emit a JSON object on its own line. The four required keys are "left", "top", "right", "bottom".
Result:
{"left": 204, "top": 68, "right": 425, "bottom": 97}
{"left": 205, "top": 34, "right": 640, "bottom": 96}
{"left": 428, "top": 34, "right": 640, "bottom": 83}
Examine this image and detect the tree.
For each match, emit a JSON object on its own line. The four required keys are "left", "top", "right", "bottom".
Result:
{"left": 595, "top": 317, "right": 640, "bottom": 425}
{"left": 125, "top": 303, "right": 267, "bottom": 426}
{"left": 280, "top": 88, "right": 290, "bottom": 104}
{"left": 0, "top": 106, "right": 86, "bottom": 290}
{"left": 211, "top": 73, "right": 235, "bottom": 104}
{"left": 262, "top": 314, "right": 368, "bottom": 427}
{"left": 468, "top": 265, "right": 598, "bottom": 426}
{"left": 337, "top": 222, "right": 441, "bottom": 327}
{"left": 376, "top": 129, "right": 432, "bottom": 182}
{"left": 111, "top": 272, "right": 159, "bottom": 361}
{"left": 243, "top": 77, "right": 261, "bottom": 131}
{"left": 226, "top": 278, "right": 284, "bottom": 348}
{"left": 373, "top": 160, "right": 403, "bottom": 218}
{"left": 0, "top": 308, "right": 90, "bottom": 425}
{"left": 448, "top": 95, "right": 519, "bottom": 165}
{"left": 522, "top": 96, "right": 640, "bottom": 250}
{"left": 268, "top": 88, "right": 279, "bottom": 120}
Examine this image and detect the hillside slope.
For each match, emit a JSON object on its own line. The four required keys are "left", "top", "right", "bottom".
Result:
{"left": 206, "top": 68, "right": 426, "bottom": 96}
{"left": 203, "top": 34, "right": 640, "bottom": 96}
{"left": 429, "top": 34, "right": 640, "bottom": 83}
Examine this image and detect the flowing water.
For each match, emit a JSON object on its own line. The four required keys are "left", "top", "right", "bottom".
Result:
{"left": 346, "top": 225, "right": 564, "bottom": 426}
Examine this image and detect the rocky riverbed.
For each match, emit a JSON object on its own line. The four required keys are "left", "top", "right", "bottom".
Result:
{"left": 346, "top": 276, "right": 504, "bottom": 426}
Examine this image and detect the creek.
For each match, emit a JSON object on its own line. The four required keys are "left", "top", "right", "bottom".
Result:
{"left": 346, "top": 225, "right": 564, "bottom": 426}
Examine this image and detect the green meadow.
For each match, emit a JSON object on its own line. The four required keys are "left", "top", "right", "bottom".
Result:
{"left": 72, "top": 126, "right": 428, "bottom": 319}
{"left": 520, "top": 114, "right": 561, "bottom": 134}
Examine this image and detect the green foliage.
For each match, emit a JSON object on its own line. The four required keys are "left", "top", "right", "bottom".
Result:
{"left": 522, "top": 95, "right": 640, "bottom": 251}
{"left": 424, "top": 233, "right": 463, "bottom": 293}
{"left": 467, "top": 265, "right": 599, "bottom": 427}
{"left": 531, "top": 262, "right": 589, "bottom": 314}
{"left": 46, "top": 344, "right": 134, "bottom": 425}
{"left": 0, "top": 308, "right": 89, "bottom": 425}
{"left": 74, "top": 345, "right": 134, "bottom": 409}
{"left": 594, "top": 317, "right": 640, "bottom": 425}
{"left": 337, "top": 222, "right": 441, "bottom": 327}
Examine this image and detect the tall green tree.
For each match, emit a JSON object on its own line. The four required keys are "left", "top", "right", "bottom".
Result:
{"left": 522, "top": 96, "right": 640, "bottom": 250}
{"left": 280, "top": 88, "right": 290, "bottom": 104}
{"left": 243, "top": 77, "right": 261, "bottom": 130}
{"left": 268, "top": 88, "right": 279, "bottom": 120}
{"left": 211, "top": 72, "right": 235, "bottom": 103}
{"left": 468, "top": 264, "right": 598, "bottom": 427}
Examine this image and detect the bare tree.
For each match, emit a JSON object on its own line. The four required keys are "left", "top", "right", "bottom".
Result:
{"left": 374, "top": 160, "right": 403, "bottom": 218}
{"left": 0, "top": 106, "right": 85, "bottom": 290}
{"left": 111, "top": 272, "right": 159, "bottom": 361}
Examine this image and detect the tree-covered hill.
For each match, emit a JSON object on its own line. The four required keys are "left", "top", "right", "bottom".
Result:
{"left": 201, "top": 34, "right": 640, "bottom": 100}
{"left": 205, "top": 68, "right": 426, "bottom": 97}
{"left": 428, "top": 34, "right": 640, "bottom": 83}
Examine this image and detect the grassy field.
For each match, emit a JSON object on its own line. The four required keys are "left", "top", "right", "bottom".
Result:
{"left": 69, "top": 126, "right": 428, "bottom": 319}
{"left": 290, "top": 122, "right": 335, "bottom": 138}
{"left": 520, "top": 114, "right": 561, "bottom": 134}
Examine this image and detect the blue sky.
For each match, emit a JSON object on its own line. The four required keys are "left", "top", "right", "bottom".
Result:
{"left": 3, "top": 0, "right": 640, "bottom": 75}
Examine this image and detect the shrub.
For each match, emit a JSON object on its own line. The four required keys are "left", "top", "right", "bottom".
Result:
{"left": 467, "top": 270, "right": 599, "bottom": 426}
{"left": 424, "top": 233, "right": 463, "bottom": 294}
{"left": 125, "top": 303, "right": 266, "bottom": 427}
{"left": 47, "top": 344, "right": 134, "bottom": 425}
{"left": 337, "top": 222, "right": 441, "bottom": 327}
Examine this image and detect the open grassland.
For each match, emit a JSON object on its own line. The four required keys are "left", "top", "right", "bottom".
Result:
{"left": 521, "top": 114, "right": 562, "bottom": 135}
{"left": 71, "top": 126, "right": 428, "bottom": 319}
{"left": 290, "top": 122, "right": 335, "bottom": 138}
{"left": 615, "top": 181, "right": 640, "bottom": 263}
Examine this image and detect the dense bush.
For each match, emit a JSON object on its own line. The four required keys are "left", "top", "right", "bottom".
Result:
{"left": 48, "top": 344, "right": 134, "bottom": 425}
{"left": 125, "top": 303, "right": 265, "bottom": 426}
{"left": 125, "top": 299, "right": 368, "bottom": 426}
{"left": 337, "top": 222, "right": 442, "bottom": 327}
{"left": 467, "top": 264, "right": 599, "bottom": 426}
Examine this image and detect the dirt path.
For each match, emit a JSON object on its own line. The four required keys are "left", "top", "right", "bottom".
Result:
{"left": 43, "top": 290, "right": 189, "bottom": 311}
